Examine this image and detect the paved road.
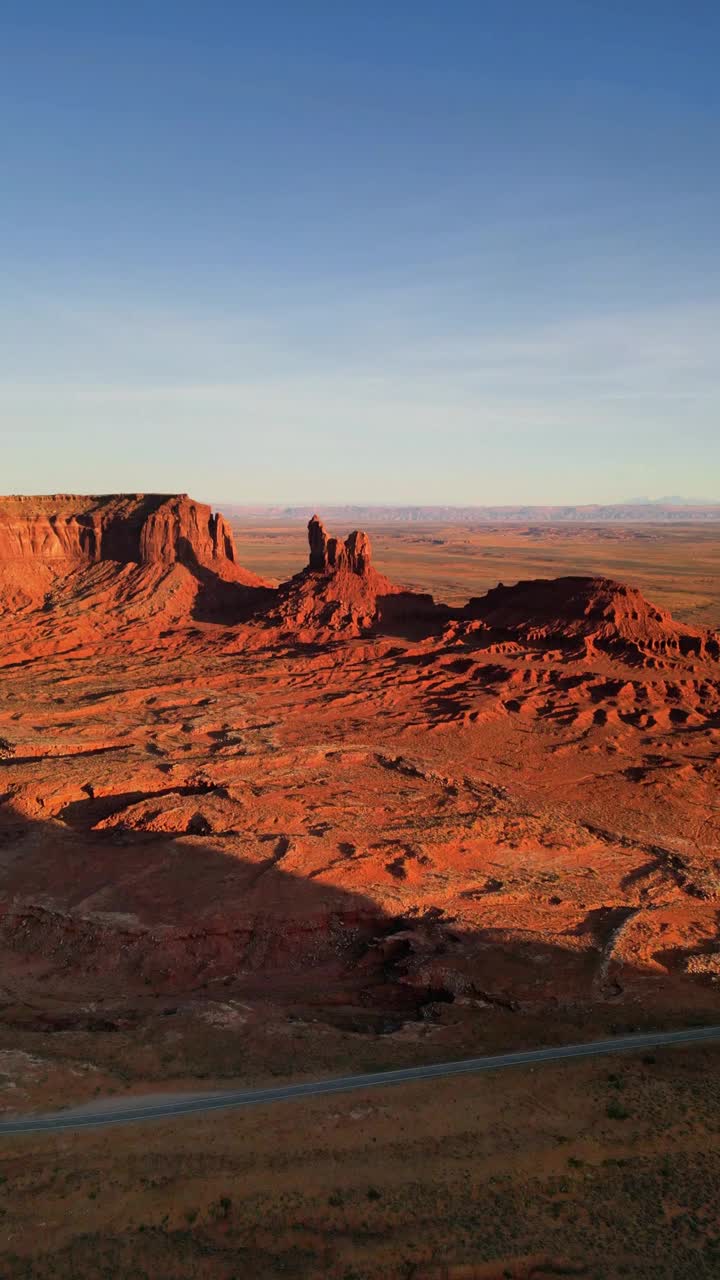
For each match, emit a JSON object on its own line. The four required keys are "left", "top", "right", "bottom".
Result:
{"left": 2, "top": 1024, "right": 719, "bottom": 1136}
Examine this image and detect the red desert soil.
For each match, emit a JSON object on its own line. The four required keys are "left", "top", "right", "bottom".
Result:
{"left": 0, "top": 494, "right": 719, "bottom": 1098}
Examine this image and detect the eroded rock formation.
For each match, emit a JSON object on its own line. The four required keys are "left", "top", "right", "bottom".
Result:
{"left": 0, "top": 493, "right": 271, "bottom": 623}
{"left": 0, "top": 493, "right": 239, "bottom": 568}
{"left": 1, "top": 496, "right": 720, "bottom": 1061}
{"left": 267, "top": 516, "right": 406, "bottom": 639}
{"left": 307, "top": 515, "right": 372, "bottom": 575}
{"left": 463, "top": 575, "right": 720, "bottom": 663}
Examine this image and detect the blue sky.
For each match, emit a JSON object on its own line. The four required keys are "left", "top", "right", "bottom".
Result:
{"left": 2, "top": 1, "right": 719, "bottom": 503}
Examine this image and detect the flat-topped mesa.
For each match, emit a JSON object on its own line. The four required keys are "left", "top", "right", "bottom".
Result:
{"left": 0, "top": 494, "right": 239, "bottom": 569}
{"left": 307, "top": 515, "right": 372, "bottom": 576}
{"left": 0, "top": 494, "right": 270, "bottom": 620}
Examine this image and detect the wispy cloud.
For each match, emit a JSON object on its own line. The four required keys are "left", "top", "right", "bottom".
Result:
{"left": 1, "top": 293, "right": 718, "bottom": 501}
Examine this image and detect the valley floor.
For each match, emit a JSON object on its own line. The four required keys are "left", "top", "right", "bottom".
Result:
{"left": 2, "top": 1041, "right": 720, "bottom": 1279}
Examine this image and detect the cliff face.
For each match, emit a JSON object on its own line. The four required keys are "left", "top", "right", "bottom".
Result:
{"left": 137, "top": 498, "right": 238, "bottom": 565}
{"left": 307, "top": 515, "right": 372, "bottom": 575}
{"left": 0, "top": 494, "right": 239, "bottom": 568}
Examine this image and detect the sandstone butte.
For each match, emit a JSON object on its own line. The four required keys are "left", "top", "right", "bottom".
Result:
{"left": 0, "top": 493, "right": 719, "bottom": 1054}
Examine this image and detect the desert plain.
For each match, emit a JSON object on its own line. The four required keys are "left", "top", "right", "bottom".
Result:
{"left": 1, "top": 497, "right": 719, "bottom": 1278}
{"left": 231, "top": 517, "right": 720, "bottom": 626}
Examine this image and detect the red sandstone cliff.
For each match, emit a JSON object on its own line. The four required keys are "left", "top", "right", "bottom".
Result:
{"left": 0, "top": 494, "right": 240, "bottom": 568}
{"left": 307, "top": 515, "right": 374, "bottom": 576}
{"left": 0, "top": 494, "right": 269, "bottom": 618}
{"left": 2, "top": 499, "right": 718, "bottom": 666}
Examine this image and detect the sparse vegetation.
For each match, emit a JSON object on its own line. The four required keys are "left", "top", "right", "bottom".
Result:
{"left": 2, "top": 1046, "right": 720, "bottom": 1278}
{"left": 606, "top": 1098, "right": 631, "bottom": 1120}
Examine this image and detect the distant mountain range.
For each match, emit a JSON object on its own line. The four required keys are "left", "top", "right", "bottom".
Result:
{"left": 624, "top": 496, "right": 720, "bottom": 506}
{"left": 219, "top": 502, "right": 720, "bottom": 524}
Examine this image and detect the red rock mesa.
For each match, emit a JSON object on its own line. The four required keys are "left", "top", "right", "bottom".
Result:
{"left": 0, "top": 493, "right": 268, "bottom": 622}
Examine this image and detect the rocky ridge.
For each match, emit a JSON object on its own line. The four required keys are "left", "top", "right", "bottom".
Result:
{"left": 463, "top": 576, "right": 720, "bottom": 664}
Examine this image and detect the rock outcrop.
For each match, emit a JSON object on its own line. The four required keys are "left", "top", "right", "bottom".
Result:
{"left": 307, "top": 515, "right": 372, "bottom": 576}
{"left": 464, "top": 576, "right": 720, "bottom": 664}
{"left": 269, "top": 516, "right": 402, "bottom": 639}
{"left": 266, "top": 515, "right": 447, "bottom": 641}
{"left": 0, "top": 494, "right": 240, "bottom": 568}
{"left": 0, "top": 494, "right": 270, "bottom": 620}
